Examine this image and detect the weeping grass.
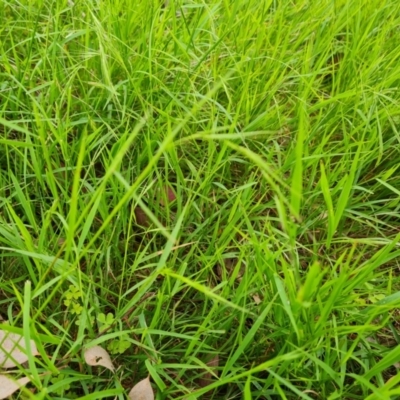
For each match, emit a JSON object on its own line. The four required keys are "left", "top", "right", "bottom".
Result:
{"left": 1, "top": 0, "right": 400, "bottom": 398}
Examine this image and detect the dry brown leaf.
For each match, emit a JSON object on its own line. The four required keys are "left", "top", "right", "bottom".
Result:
{"left": 198, "top": 355, "right": 219, "bottom": 388}
{"left": 134, "top": 206, "right": 149, "bottom": 227}
{"left": 57, "top": 237, "right": 66, "bottom": 247}
{"left": 83, "top": 345, "right": 114, "bottom": 372}
{"left": 224, "top": 258, "right": 245, "bottom": 281}
{"left": 128, "top": 376, "right": 154, "bottom": 400}
{"left": 0, "top": 330, "right": 38, "bottom": 368}
{"left": 153, "top": 241, "right": 195, "bottom": 256}
{"left": 159, "top": 185, "right": 176, "bottom": 206}
{"left": 0, "top": 375, "right": 30, "bottom": 399}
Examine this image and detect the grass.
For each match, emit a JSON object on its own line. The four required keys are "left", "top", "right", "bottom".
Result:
{"left": 1, "top": 0, "right": 400, "bottom": 398}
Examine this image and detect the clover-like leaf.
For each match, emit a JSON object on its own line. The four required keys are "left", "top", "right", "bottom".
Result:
{"left": 71, "top": 291, "right": 82, "bottom": 300}
{"left": 64, "top": 299, "right": 72, "bottom": 307}
{"left": 105, "top": 313, "right": 114, "bottom": 324}
{"left": 71, "top": 303, "right": 83, "bottom": 315}
{"left": 118, "top": 339, "right": 131, "bottom": 354}
{"left": 66, "top": 286, "right": 82, "bottom": 300}
{"left": 107, "top": 337, "right": 131, "bottom": 355}
{"left": 50, "top": 374, "right": 71, "bottom": 394}
{"left": 97, "top": 313, "right": 114, "bottom": 327}
{"left": 75, "top": 314, "right": 95, "bottom": 327}
{"left": 97, "top": 314, "right": 106, "bottom": 324}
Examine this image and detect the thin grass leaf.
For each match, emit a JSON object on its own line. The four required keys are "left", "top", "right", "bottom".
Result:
{"left": 319, "top": 161, "right": 335, "bottom": 247}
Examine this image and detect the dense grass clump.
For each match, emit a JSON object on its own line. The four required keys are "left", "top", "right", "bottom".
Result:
{"left": 1, "top": 0, "right": 400, "bottom": 398}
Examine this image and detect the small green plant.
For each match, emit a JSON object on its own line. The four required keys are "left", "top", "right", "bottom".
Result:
{"left": 107, "top": 334, "right": 131, "bottom": 355}
{"left": 97, "top": 312, "right": 115, "bottom": 332}
{"left": 97, "top": 313, "right": 132, "bottom": 355}
{"left": 50, "top": 374, "right": 71, "bottom": 395}
{"left": 64, "top": 285, "right": 83, "bottom": 315}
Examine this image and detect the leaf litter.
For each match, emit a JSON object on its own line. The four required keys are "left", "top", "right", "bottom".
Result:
{"left": 0, "top": 375, "right": 31, "bottom": 399}
{"left": 198, "top": 355, "right": 219, "bottom": 389}
{"left": 83, "top": 345, "right": 115, "bottom": 372}
{"left": 83, "top": 346, "right": 154, "bottom": 398}
{"left": 0, "top": 330, "right": 38, "bottom": 369}
{"left": 128, "top": 376, "right": 154, "bottom": 400}
{"left": 0, "top": 328, "right": 154, "bottom": 398}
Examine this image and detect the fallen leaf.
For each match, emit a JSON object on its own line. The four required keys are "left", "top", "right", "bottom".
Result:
{"left": 128, "top": 376, "right": 154, "bottom": 400}
{"left": 224, "top": 258, "right": 245, "bottom": 281}
{"left": 153, "top": 241, "right": 195, "bottom": 256}
{"left": 0, "top": 330, "right": 38, "bottom": 368}
{"left": 198, "top": 355, "right": 219, "bottom": 388}
{"left": 166, "top": 186, "right": 176, "bottom": 202}
{"left": 0, "top": 375, "right": 30, "bottom": 399}
{"left": 206, "top": 355, "right": 219, "bottom": 368}
{"left": 253, "top": 294, "right": 262, "bottom": 305}
{"left": 57, "top": 237, "right": 66, "bottom": 247}
{"left": 83, "top": 345, "right": 114, "bottom": 372}
{"left": 159, "top": 185, "right": 176, "bottom": 206}
{"left": 134, "top": 207, "right": 149, "bottom": 227}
